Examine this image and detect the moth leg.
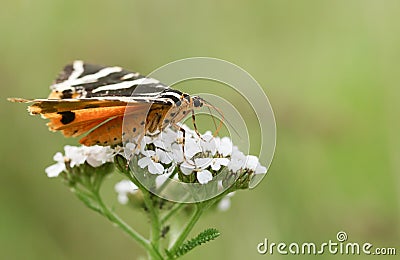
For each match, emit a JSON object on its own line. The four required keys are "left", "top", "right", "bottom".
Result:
{"left": 173, "top": 124, "right": 195, "bottom": 166}
{"left": 179, "top": 126, "right": 189, "bottom": 163}
{"left": 123, "top": 133, "right": 145, "bottom": 170}
{"left": 170, "top": 123, "right": 190, "bottom": 164}
{"left": 191, "top": 110, "right": 205, "bottom": 141}
{"left": 135, "top": 134, "right": 144, "bottom": 151}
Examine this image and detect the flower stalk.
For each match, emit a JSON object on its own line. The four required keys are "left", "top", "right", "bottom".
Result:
{"left": 168, "top": 203, "right": 208, "bottom": 255}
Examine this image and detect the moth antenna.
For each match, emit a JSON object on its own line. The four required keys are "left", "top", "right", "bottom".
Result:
{"left": 207, "top": 105, "right": 219, "bottom": 134}
{"left": 203, "top": 100, "right": 242, "bottom": 139}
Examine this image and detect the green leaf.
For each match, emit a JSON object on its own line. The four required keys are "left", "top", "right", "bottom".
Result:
{"left": 174, "top": 228, "right": 220, "bottom": 258}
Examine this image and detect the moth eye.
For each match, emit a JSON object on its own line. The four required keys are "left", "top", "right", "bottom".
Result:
{"left": 176, "top": 100, "right": 182, "bottom": 106}
{"left": 193, "top": 99, "right": 202, "bottom": 107}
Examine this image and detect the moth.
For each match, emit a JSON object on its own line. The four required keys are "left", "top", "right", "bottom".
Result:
{"left": 9, "top": 60, "right": 222, "bottom": 147}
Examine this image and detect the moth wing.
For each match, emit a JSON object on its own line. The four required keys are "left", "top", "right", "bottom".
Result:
{"left": 78, "top": 114, "right": 146, "bottom": 146}
{"left": 48, "top": 60, "right": 169, "bottom": 99}
{"left": 8, "top": 60, "right": 174, "bottom": 147}
{"left": 47, "top": 104, "right": 151, "bottom": 140}
{"left": 45, "top": 103, "right": 152, "bottom": 143}
{"left": 44, "top": 106, "right": 130, "bottom": 130}
{"left": 61, "top": 118, "right": 110, "bottom": 137}
{"left": 78, "top": 117, "right": 124, "bottom": 146}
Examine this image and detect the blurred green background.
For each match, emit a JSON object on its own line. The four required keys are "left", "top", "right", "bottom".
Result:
{"left": 1, "top": 0, "right": 399, "bottom": 259}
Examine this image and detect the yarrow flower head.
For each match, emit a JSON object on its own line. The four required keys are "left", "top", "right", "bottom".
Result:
{"left": 45, "top": 145, "right": 115, "bottom": 178}
{"left": 123, "top": 123, "right": 267, "bottom": 189}
{"left": 45, "top": 124, "right": 267, "bottom": 200}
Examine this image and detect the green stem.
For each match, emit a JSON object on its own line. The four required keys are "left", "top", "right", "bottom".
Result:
{"left": 142, "top": 190, "right": 162, "bottom": 253}
{"left": 156, "top": 170, "right": 177, "bottom": 194}
{"left": 169, "top": 203, "right": 206, "bottom": 255}
{"left": 161, "top": 202, "right": 185, "bottom": 225}
{"left": 92, "top": 191, "right": 164, "bottom": 260}
{"left": 92, "top": 170, "right": 106, "bottom": 192}
{"left": 72, "top": 187, "right": 101, "bottom": 214}
{"left": 126, "top": 172, "right": 163, "bottom": 257}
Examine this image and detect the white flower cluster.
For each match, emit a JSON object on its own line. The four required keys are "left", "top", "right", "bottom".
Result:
{"left": 44, "top": 125, "right": 266, "bottom": 210}
{"left": 45, "top": 145, "right": 115, "bottom": 177}
{"left": 124, "top": 124, "right": 267, "bottom": 185}
{"left": 45, "top": 125, "right": 266, "bottom": 187}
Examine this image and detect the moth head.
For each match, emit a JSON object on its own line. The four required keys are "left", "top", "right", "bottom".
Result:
{"left": 191, "top": 96, "right": 204, "bottom": 108}
{"left": 177, "top": 93, "right": 204, "bottom": 109}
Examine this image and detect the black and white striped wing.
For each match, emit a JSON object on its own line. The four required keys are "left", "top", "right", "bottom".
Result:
{"left": 49, "top": 60, "right": 170, "bottom": 99}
